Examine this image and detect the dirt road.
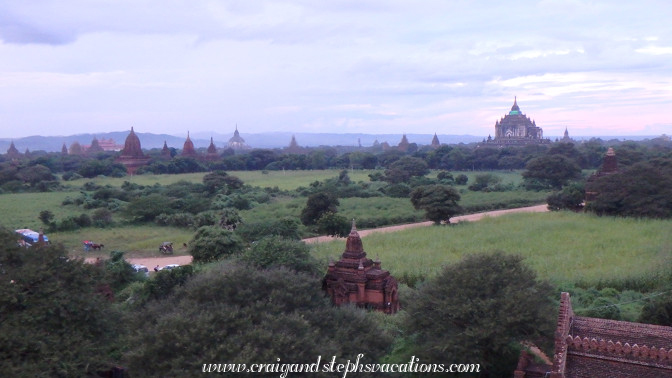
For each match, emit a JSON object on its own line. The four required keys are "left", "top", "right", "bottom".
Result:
{"left": 97, "top": 204, "right": 548, "bottom": 268}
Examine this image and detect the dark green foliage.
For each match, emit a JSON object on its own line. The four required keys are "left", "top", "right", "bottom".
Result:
{"left": 316, "top": 211, "right": 350, "bottom": 237}
{"left": 384, "top": 156, "right": 429, "bottom": 184}
{"left": 236, "top": 217, "right": 301, "bottom": 242}
{"left": 104, "top": 250, "right": 144, "bottom": 292}
{"left": 468, "top": 173, "right": 503, "bottom": 192}
{"left": 383, "top": 183, "right": 412, "bottom": 198}
{"left": 403, "top": 252, "right": 555, "bottom": 376}
{"left": 586, "top": 160, "right": 672, "bottom": 218}
{"left": 639, "top": 293, "right": 672, "bottom": 326}
{"left": 91, "top": 208, "right": 114, "bottom": 227}
{"left": 39, "top": 209, "right": 54, "bottom": 225}
{"left": 241, "top": 236, "right": 319, "bottom": 274}
{"left": 410, "top": 184, "right": 462, "bottom": 224}
{"left": 77, "top": 159, "right": 126, "bottom": 178}
{"left": 125, "top": 193, "right": 174, "bottom": 222}
{"left": 141, "top": 265, "right": 195, "bottom": 302}
{"left": 188, "top": 226, "right": 244, "bottom": 263}
{"left": 578, "top": 297, "right": 621, "bottom": 320}
{"left": 523, "top": 155, "right": 581, "bottom": 189}
{"left": 0, "top": 227, "right": 121, "bottom": 376}
{"left": 203, "top": 170, "right": 244, "bottom": 194}
{"left": 436, "top": 170, "right": 454, "bottom": 184}
{"left": 547, "top": 182, "right": 585, "bottom": 211}
{"left": 455, "top": 173, "right": 468, "bottom": 185}
{"left": 300, "top": 192, "right": 339, "bottom": 226}
{"left": 123, "top": 263, "right": 392, "bottom": 376}
{"left": 218, "top": 208, "right": 242, "bottom": 230}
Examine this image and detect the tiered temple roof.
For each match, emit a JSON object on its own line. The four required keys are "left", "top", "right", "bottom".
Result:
{"left": 323, "top": 221, "right": 400, "bottom": 314}
{"left": 205, "top": 137, "right": 219, "bottom": 160}
{"left": 398, "top": 134, "right": 410, "bottom": 152}
{"left": 6, "top": 141, "right": 22, "bottom": 160}
{"left": 181, "top": 132, "right": 198, "bottom": 158}
{"left": 431, "top": 133, "right": 440, "bottom": 149}
{"left": 115, "top": 127, "right": 150, "bottom": 175}
{"left": 227, "top": 125, "right": 250, "bottom": 150}
{"left": 86, "top": 137, "right": 104, "bottom": 155}
{"left": 485, "top": 98, "right": 550, "bottom": 146}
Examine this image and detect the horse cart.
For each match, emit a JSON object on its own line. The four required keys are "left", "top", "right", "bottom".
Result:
{"left": 159, "top": 242, "right": 173, "bottom": 254}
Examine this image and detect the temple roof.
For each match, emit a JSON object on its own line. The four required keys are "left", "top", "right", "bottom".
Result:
{"left": 207, "top": 137, "right": 217, "bottom": 154}
{"left": 182, "top": 131, "right": 197, "bottom": 157}
{"left": 120, "top": 127, "right": 145, "bottom": 158}
{"left": 509, "top": 96, "right": 521, "bottom": 115}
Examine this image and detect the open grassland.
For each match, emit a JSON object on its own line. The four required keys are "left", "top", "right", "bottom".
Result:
{"left": 64, "top": 170, "right": 378, "bottom": 191}
{"left": 49, "top": 225, "right": 194, "bottom": 259}
{"left": 0, "top": 191, "right": 82, "bottom": 230}
{"left": 311, "top": 212, "right": 672, "bottom": 289}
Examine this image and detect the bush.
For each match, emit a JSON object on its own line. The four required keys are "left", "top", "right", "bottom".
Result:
{"left": 236, "top": 217, "right": 301, "bottom": 243}
{"left": 316, "top": 212, "right": 350, "bottom": 237}
{"left": 455, "top": 174, "right": 468, "bottom": 185}
{"left": 241, "top": 236, "right": 319, "bottom": 274}
{"left": 188, "top": 226, "right": 244, "bottom": 264}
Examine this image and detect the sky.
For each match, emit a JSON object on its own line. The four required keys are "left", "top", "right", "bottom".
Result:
{"left": 1, "top": 0, "right": 671, "bottom": 139}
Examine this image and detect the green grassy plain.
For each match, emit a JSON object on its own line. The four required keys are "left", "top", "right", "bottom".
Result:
{"left": 311, "top": 211, "right": 672, "bottom": 289}
{"left": 64, "top": 169, "right": 378, "bottom": 191}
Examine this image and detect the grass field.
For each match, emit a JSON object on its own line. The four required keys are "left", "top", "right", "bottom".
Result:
{"left": 64, "top": 169, "right": 379, "bottom": 191}
{"left": 310, "top": 211, "right": 672, "bottom": 289}
{"left": 50, "top": 225, "right": 194, "bottom": 259}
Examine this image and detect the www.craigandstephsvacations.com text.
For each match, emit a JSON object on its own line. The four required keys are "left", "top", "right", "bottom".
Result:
{"left": 202, "top": 354, "right": 480, "bottom": 377}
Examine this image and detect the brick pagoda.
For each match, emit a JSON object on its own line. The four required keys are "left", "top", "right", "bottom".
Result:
{"left": 323, "top": 221, "right": 400, "bottom": 314}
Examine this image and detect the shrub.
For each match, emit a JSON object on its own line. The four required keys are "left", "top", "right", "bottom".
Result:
{"left": 188, "top": 226, "right": 244, "bottom": 264}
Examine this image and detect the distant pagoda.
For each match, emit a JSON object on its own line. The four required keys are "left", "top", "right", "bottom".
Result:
{"left": 6, "top": 141, "right": 22, "bottom": 160}
{"left": 227, "top": 125, "right": 250, "bottom": 150}
{"left": 69, "top": 141, "right": 84, "bottom": 155}
{"left": 160, "top": 141, "right": 172, "bottom": 159}
{"left": 285, "top": 135, "right": 303, "bottom": 154}
{"left": 86, "top": 137, "right": 105, "bottom": 155}
{"left": 61, "top": 143, "right": 68, "bottom": 156}
{"left": 398, "top": 134, "right": 410, "bottom": 152}
{"left": 181, "top": 132, "right": 198, "bottom": 158}
{"left": 431, "top": 133, "right": 440, "bottom": 149}
{"left": 484, "top": 97, "right": 550, "bottom": 146}
{"left": 115, "top": 127, "right": 150, "bottom": 175}
{"left": 205, "top": 137, "right": 219, "bottom": 161}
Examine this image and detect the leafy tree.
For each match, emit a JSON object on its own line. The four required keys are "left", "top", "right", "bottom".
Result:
{"left": 468, "top": 173, "right": 502, "bottom": 192}
{"left": 522, "top": 154, "right": 582, "bottom": 189}
{"left": 188, "top": 226, "right": 244, "bottom": 263}
{"left": 403, "top": 252, "right": 555, "bottom": 376}
{"left": 586, "top": 160, "right": 672, "bottom": 218}
{"left": 384, "top": 156, "right": 429, "bottom": 184}
{"left": 410, "top": 184, "right": 462, "bottom": 224}
{"left": 218, "top": 208, "right": 242, "bottom": 230}
{"left": 236, "top": 217, "right": 301, "bottom": 242}
{"left": 123, "top": 263, "right": 392, "bottom": 376}
{"left": 455, "top": 174, "right": 468, "bottom": 185}
{"left": 18, "top": 164, "right": 57, "bottom": 186}
{"left": 316, "top": 211, "right": 350, "bottom": 237}
{"left": 639, "top": 293, "right": 672, "bottom": 326}
{"left": 547, "top": 183, "right": 585, "bottom": 211}
{"left": 203, "top": 170, "right": 244, "bottom": 194}
{"left": 0, "top": 227, "right": 121, "bottom": 376}
{"left": 125, "top": 193, "right": 174, "bottom": 222}
{"left": 300, "top": 192, "right": 339, "bottom": 226}
{"left": 39, "top": 209, "right": 54, "bottom": 225}
{"left": 241, "top": 236, "right": 319, "bottom": 274}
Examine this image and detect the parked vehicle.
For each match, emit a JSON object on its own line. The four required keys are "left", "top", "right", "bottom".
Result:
{"left": 160, "top": 264, "right": 180, "bottom": 271}
{"left": 132, "top": 264, "right": 149, "bottom": 277}
{"left": 15, "top": 229, "right": 49, "bottom": 247}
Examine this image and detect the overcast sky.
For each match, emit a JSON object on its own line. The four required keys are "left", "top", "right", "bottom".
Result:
{"left": 1, "top": 0, "right": 671, "bottom": 139}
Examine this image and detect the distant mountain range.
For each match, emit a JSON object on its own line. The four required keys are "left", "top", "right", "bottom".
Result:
{"left": 0, "top": 131, "right": 659, "bottom": 153}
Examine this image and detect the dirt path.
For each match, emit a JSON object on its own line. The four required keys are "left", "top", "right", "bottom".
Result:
{"left": 303, "top": 204, "right": 549, "bottom": 244}
{"left": 88, "top": 204, "right": 548, "bottom": 268}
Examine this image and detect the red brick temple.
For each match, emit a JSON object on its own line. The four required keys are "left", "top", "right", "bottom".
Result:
{"left": 515, "top": 292, "right": 672, "bottom": 377}
{"left": 115, "top": 127, "right": 150, "bottom": 175}
{"left": 181, "top": 132, "right": 198, "bottom": 158}
{"left": 205, "top": 137, "right": 219, "bottom": 161}
{"left": 160, "top": 140, "right": 172, "bottom": 159}
{"left": 323, "top": 221, "right": 400, "bottom": 314}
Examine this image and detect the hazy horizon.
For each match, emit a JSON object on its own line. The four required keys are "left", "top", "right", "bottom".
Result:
{"left": 1, "top": 1, "right": 671, "bottom": 139}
